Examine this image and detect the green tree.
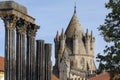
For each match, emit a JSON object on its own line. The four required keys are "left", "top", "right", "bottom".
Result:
{"left": 96, "top": 0, "right": 120, "bottom": 79}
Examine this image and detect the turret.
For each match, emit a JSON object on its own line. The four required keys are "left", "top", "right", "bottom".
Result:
{"left": 85, "top": 29, "right": 90, "bottom": 54}
{"left": 59, "top": 28, "right": 66, "bottom": 54}
{"left": 54, "top": 31, "right": 60, "bottom": 69}
{"left": 54, "top": 31, "right": 60, "bottom": 57}
{"left": 90, "top": 31, "right": 95, "bottom": 55}
{"left": 54, "top": 31, "right": 59, "bottom": 42}
{"left": 58, "top": 28, "right": 66, "bottom": 73}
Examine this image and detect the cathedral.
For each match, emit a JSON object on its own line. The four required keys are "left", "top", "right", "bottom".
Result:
{"left": 53, "top": 6, "right": 96, "bottom": 80}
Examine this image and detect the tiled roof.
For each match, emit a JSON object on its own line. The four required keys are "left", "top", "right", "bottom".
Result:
{"left": 0, "top": 56, "right": 4, "bottom": 71}
{"left": 52, "top": 74, "right": 59, "bottom": 80}
{"left": 87, "top": 72, "right": 110, "bottom": 80}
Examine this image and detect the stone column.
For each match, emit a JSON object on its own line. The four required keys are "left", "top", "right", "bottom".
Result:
{"left": 36, "top": 40, "right": 45, "bottom": 80}
{"left": 26, "top": 24, "right": 39, "bottom": 80}
{"left": 45, "top": 44, "right": 52, "bottom": 80}
{"left": 16, "top": 18, "right": 27, "bottom": 80}
{"left": 2, "top": 15, "right": 17, "bottom": 80}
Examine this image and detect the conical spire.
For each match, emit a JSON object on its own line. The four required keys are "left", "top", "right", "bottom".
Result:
{"left": 65, "top": 6, "right": 83, "bottom": 38}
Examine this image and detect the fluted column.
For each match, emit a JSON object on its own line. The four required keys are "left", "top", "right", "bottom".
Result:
{"left": 2, "top": 15, "right": 17, "bottom": 80}
{"left": 36, "top": 40, "right": 45, "bottom": 80}
{"left": 45, "top": 44, "right": 52, "bottom": 80}
{"left": 26, "top": 24, "right": 39, "bottom": 80}
{"left": 16, "top": 18, "right": 27, "bottom": 80}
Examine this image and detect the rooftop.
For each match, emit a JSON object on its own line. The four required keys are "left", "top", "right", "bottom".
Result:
{"left": 0, "top": 56, "right": 4, "bottom": 72}
{"left": 87, "top": 72, "right": 110, "bottom": 80}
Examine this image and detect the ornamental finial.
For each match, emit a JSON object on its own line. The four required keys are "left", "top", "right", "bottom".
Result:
{"left": 74, "top": 2, "right": 76, "bottom": 13}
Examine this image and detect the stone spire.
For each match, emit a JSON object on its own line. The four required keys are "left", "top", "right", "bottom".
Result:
{"left": 86, "top": 29, "right": 89, "bottom": 39}
{"left": 60, "top": 28, "right": 66, "bottom": 40}
{"left": 65, "top": 6, "right": 83, "bottom": 38}
{"left": 54, "top": 31, "right": 59, "bottom": 42}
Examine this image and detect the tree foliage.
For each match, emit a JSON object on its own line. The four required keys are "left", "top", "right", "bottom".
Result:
{"left": 96, "top": 0, "right": 120, "bottom": 79}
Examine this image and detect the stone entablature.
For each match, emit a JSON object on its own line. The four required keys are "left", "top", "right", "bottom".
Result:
{"left": 0, "top": 1, "right": 27, "bottom": 14}
{"left": 0, "top": 1, "right": 35, "bottom": 23}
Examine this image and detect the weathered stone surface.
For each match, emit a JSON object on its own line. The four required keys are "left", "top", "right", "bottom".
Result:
{"left": 26, "top": 24, "right": 39, "bottom": 80}
{"left": 36, "top": 41, "right": 52, "bottom": 80}
{"left": 45, "top": 44, "right": 52, "bottom": 80}
{"left": 0, "top": 1, "right": 27, "bottom": 14}
{"left": 2, "top": 14, "right": 17, "bottom": 80}
{"left": 0, "top": 1, "right": 35, "bottom": 23}
{"left": 36, "top": 40, "right": 45, "bottom": 80}
{"left": 16, "top": 19, "right": 27, "bottom": 80}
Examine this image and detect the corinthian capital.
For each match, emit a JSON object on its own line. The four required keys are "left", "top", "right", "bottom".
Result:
{"left": 16, "top": 18, "right": 27, "bottom": 34}
{"left": 2, "top": 14, "right": 17, "bottom": 30}
{"left": 27, "top": 23, "right": 40, "bottom": 37}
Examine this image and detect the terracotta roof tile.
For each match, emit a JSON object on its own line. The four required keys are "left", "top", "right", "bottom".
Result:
{"left": 52, "top": 74, "right": 59, "bottom": 80}
{"left": 0, "top": 56, "right": 4, "bottom": 71}
{"left": 87, "top": 72, "right": 110, "bottom": 80}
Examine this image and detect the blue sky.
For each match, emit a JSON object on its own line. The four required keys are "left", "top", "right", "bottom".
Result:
{"left": 0, "top": 0, "right": 109, "bottom": 67}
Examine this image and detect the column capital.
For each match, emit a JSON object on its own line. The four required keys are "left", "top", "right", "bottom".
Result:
{"left": 27, "top": 23, "right": 40, "bottom": 37}
{"left": 2, "top": 14, "right": 17, "bottom": 30}
{"left": 16, "top": 18, "right": 28, "bottom": 34}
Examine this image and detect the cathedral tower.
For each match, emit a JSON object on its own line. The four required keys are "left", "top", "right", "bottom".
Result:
{"left": 53, "top": 6, "right": 96, "bottom": 80}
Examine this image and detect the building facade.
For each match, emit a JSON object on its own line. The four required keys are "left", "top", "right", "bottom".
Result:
{"left": 53, "top": 7, "right": 96, "bottom": 80}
